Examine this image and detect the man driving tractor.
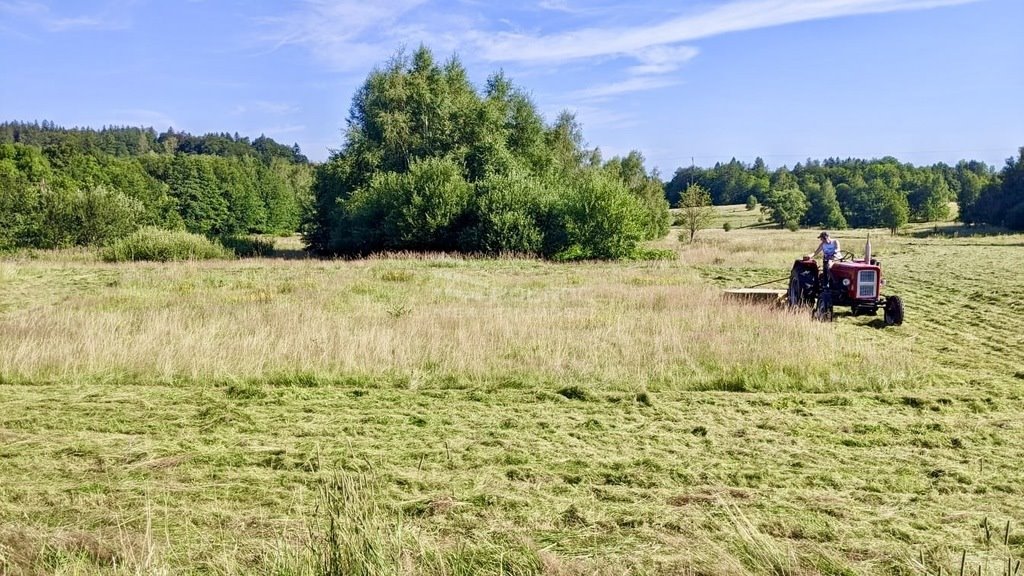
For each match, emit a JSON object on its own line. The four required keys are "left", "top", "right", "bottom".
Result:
{"left": 811, "top": 231, "right": 840, "bottom": 285}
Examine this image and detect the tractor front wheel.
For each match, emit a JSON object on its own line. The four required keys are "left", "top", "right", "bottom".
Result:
{"left": 813, "top": 294, "right": 834, "bottom": 322}
{"left": 884, "top": 295, "right": 904, "bottom": 326}
{"left": 787, "top": 275, "right": 804, "bottom": 308}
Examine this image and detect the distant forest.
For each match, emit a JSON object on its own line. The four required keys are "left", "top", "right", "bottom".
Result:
{"left": 664, "top": 152, "right": 1024, "bottom": 232}
{"left": 1, "top": 116, "right": 1022, "bottom": 254}
{"left": 0, "top": 121, "right": 312, "bottom": 250}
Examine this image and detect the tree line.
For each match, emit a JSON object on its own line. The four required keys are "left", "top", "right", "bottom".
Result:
{"left": 4, "top": 53, "right": 1022, "bottom": 256}
{"left": 664, "top": 151, "right": 1024, "bottom": 232}
{"left": 0, "top": 123, "right": 312, "bottom": 250}
{"left": 1, "top": 121, "right": 308, "bottom": 164}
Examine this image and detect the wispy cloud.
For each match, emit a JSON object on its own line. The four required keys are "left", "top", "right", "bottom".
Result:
{"left": 231, "top": 101, "right": 300, "bottom": 116}
{"left": 259, "top": 0, "right": 441, "bottom": 72}
{"left": 0, "top": 1, "right": 42, "bottom": 39}
{"left": 572, "top": 75, "right": 683, "bottom": 100}
{"left": 1, "top": 0, "right": 133, "bottom": 32}
{"left": 474, "top": 0, "right": 977, "bottom": 103}
{"left": 262, "top": 0, "right": 979, "bottom": 100}
{"left": 258, "top": 124, "right": 307, "bottom": 140}
{"left": 107, "top": 109, "right": 177, "bottom": 129}
{"left": 0, "top": 1, "right": 47, "bottom": 16}
{"left": 535, "top": 0, "right": 602, "bottom": 15}
{"left": 564, "top": 105, "right": 639, "bottom": 130}
{"left": 537, "top": 0, "right": 572, "bottom": 11}
{"left": 475, "top": 0, "right": 980, "bottom": 64}
{"left": 46, "top": 15, "right": 128, "bottom": 32}
{"left": 626, "top": 45, "right": 700, "bottom": 76}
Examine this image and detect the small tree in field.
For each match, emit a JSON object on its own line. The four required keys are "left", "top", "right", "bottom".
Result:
{"left": 677, "top": 183, "right": 714, "bottom": 242}
{"left": 745, "top": 194, "right": 757, "bottom": 211}
{"left": 880, "top": 191, "right": 909, "bottom": 235}
{"left": 762, "top": 186, "right": 808, "bottom": 230}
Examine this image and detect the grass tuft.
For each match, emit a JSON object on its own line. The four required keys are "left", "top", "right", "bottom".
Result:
{"left": 308, "top": 472, "right": 405, "bottom": 576}
{"left": 557, "top": 385, "right": 589, "bottom": 401}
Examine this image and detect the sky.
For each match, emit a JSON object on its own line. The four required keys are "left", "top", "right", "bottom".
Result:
{"left": 1, "top": 0, "right": 1021, "bottom": 174}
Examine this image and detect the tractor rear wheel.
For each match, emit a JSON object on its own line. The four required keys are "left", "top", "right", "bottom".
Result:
{"left": 884, "top": 295, "right": 904, "bottom": 326}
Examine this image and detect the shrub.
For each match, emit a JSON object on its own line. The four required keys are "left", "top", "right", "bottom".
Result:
{"left": 100, "top": 227, "right": 234, "bottom": 262}
{"left": 723, "top": 221, "right": 733, "bottom": 232}
{"left": 631, "top": 179, "right": 672, "bottom": 241}
{"left": 74, "top": 186, "right": 145, "bottom": 246}
{"left": 746, "top": 195, "right": 758, "bottom": 210}
{"left": 344, "top": 157, "right": 473, "bottom": 253}
{"left": 461, "top": 172, "right": 547, "bottom": 254}
{"left": 22, "top": 185, "right": 144, "bottom": 248}
{"left": 552, "top": 171, "right": 645, "bottom": 260}
{"left": 217, "top": 234, "right": 275, "bottom": 257}
{"left": 628, "top": 247, "right": 676, "bottom": 261}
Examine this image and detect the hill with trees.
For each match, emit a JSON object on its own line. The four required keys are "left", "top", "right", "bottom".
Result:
{"left": 664, "top": 151, "right": 1024, "bottom": 232}
{"left": 0, "top": 122, "right": 311, "bottom": 251}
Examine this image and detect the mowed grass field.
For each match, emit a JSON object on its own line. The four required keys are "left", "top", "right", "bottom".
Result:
{"left": 1, "top": 210, "right": 1022, "bottom": 575}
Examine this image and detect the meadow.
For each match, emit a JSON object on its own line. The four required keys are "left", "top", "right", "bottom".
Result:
{"left": 1, "top": 210, "right": 1022, "bottom": 575}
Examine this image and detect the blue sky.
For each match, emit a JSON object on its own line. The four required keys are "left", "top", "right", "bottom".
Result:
{"left": 1, "top": 0, "right": 1020, "bottom": 174}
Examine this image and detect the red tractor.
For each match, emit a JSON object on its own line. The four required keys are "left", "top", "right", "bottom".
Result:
{"left": 786, "top": 242, "right": 904, "bottom": 325}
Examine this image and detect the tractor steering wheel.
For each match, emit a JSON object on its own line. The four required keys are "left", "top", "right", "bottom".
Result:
{"left": 837, "top": 250, "right": 855, "bottom": 262}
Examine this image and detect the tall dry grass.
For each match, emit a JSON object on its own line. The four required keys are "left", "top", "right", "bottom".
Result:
{"left": 0, "top": 249, "right": 917, "bottom": 392}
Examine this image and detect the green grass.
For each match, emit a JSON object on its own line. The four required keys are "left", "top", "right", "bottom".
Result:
{"left": 1, "top": 219, "right": 1023, "bottom": 575}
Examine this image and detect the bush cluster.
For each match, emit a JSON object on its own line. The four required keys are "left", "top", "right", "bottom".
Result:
{"left": 100, "top": 227, "right": 234, "bottom": 262}
{"left": 304, "top": 47, "right": 669, "bottom": 260}
{"left": 216, "top": 234, "right": 275, "bottom": 258}
{"left": 0, "top": 183, "right": 144, "bottom": 249}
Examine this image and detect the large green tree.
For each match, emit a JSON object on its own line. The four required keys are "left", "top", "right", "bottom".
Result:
{"left": 802, "top": 178, "right": 847, "bottom": 229}
{"left": 1000, "top": 148, "right": 1024, "bottom": 230}
{"left": 304, "top": 46, "right": 667, "bottom": 259}
{"left": 972, "top": 148, "right": 1024, "bottom": 229}
{"left": 907, "top": 171, "right": 951, "bottom": 222}
{"left": 955, "top": 160, "right": 992, "bottom": 224}
{"left": 880, "top": 191, "right": 909, "bottom": 235}
{"left": 762, "top": 169, "right": 808, "bottom": 229}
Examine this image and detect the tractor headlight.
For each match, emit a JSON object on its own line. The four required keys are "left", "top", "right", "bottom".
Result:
{"left": 842, "top": 279, "right": 851, "bottom": 287}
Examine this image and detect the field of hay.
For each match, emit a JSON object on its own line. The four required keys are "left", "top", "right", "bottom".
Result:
{"left": 1, "top": 211, "right": 1022, "bottom": 575}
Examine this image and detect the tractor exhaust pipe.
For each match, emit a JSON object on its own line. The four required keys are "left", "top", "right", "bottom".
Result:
{"left": 864, "top": 232, "right": 872, "bottom": 264}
